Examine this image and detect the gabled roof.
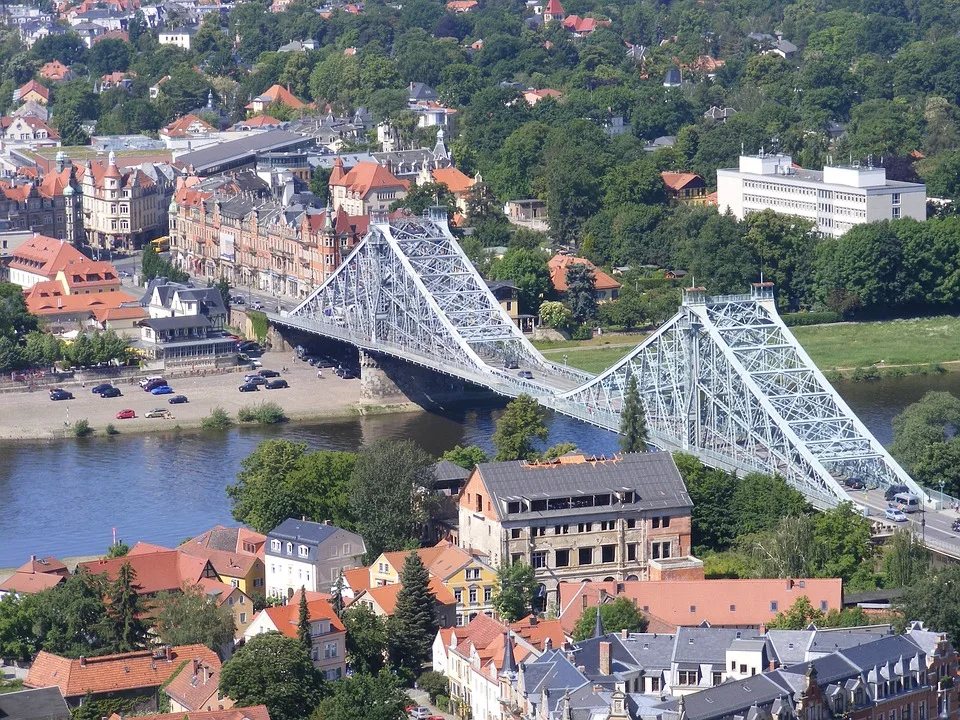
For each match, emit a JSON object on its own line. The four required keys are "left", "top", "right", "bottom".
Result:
{"left": 16, "top": 556, "right": 68, "bottom": 575}
{"left": 178, "top": 525, "right": 265, "bottom": 578}
{"left": 0, "top": 687, "right": 70, "bottom": 720}
{"left": 342, "top": 567, "right": 371, "bottom": 596}
{"left": 548, "top": 254, "right": 621, "bottom": 291}
{"left": 544, "top": 0, "right": 563, "bottom": 13}
{"left": 357, "top": 576, "right": 456, "bottom": 615}
{"left": 245, "top": 84, "right": 306, "bottom": 110}
{"left": 25, "top": 646, "right": 219, "bottom": 698}
{"left": 163, "top": 657, "right": 223, "bottom": 710}
{"left": 0, "top": 571, "right": 66, "bottom": 594}
{"left": 267, "top": 518, "right": 340, "bottom": 546}
{"left": 76, "top": 550, "right": 216, "bottom": 595}
{"left": 161, "top": 114, "right": 216, "bottom": 138}
{"left": 232, "top": 115, "right": 283, "bottom": 129}
{"left": 26, "top": 290, "right": 139, "bottom": 317}
{"left": 332, "top": 161, "right": 406, "bottom": 197}
{"left": 257, "top": 598, "right": 344, "bottom": 639}
{"left": 661, "top": 171, "right": 705, "bottom": 191}
{"left": 16, "top": 80, "right": 49, "bottom": 102}
{"left": 509, "top": 615, "right": 566, "bottom": 651}
{"left": 431, "top": 166, "right": 475, "bottom": 194}
{"left": 9, "top": 235, "right": 88, "bottom": 279}
{"left": 108, "top": 707, "right": 270, "bottom": 720}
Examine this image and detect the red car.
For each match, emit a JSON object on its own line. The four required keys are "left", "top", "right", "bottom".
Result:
{"left": 116, "top": 409, "right": 136, "bottom": 419}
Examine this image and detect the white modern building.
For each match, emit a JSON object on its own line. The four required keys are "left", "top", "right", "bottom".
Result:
{"left": 716, "top": 153, "right": 927, "bottom": 236}
{"left": 264, "top": 518, "right": 366, "bottom": 600}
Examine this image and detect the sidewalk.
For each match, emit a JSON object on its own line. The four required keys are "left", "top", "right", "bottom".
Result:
{"left": 408, "top": 689, "right": 457, "bottom": 720}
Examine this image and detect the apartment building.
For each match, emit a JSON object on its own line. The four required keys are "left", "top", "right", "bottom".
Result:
{"left": 0, "top": 154, "right": 83, "bottom": 245}
{"left": 458, "top": 452, "right": 693, "bottom": 607}
{"left": 264, "top": 519, "right": 365, "bottom": 599}
{"left": 716, "top": 153, "right": 926, "bottom": 237}
{"left": 328, "top": 158, "right": 409, "bottom": 216}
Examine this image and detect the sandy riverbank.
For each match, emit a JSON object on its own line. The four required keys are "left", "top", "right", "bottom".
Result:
{"left": 0, "top": 352, "right": 418, "bottom": 441}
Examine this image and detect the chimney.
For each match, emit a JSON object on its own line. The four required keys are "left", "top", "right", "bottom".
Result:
{"left": 759, "top": 624, "right": 767, "bottom": 635}
{"left": 80, "top": 656, "right": 87, "bottom": 666}
{"left": 164, "top": 646, "right": 173, "bottom": 662}
{"left": 529, "top": 615, "right": 537, "bottom": 626}
{"left": 599, "top": 641, "right": 611, "bottom": 676}
{"left": 31, "top": 555, "right": 36, "bottom": 562}
{"left": 621, "top": 628, "right": 629, "bottom": 640}
{"left": 203, "top": 665, "right": 211, "bottom": 683}
{"left": 192, "top": 658, "right": 199, "bottom": 675}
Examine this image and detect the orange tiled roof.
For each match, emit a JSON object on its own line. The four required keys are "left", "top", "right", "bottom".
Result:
{"left": 92, "top": 306, "right": 146, "bottom": 323}
{"left": 76, "top": 550, "right": 216, "bottom": 595}
{"left": 178, "top": 526, "right": 265, "bottom": 579}
{"left": 236, "top": 115, "right": 282, "bottom": 128}
{"left": 332, "top": 161, "right": 406, "bottom": 197}
{"left": 545, "top": 0, "right": 563, "bottom": 13}
{"left": 9, "top": 235, "right": 87, "bottom": 279}
{"left": 258, "top": 598, "right": 344, "bottom": 638}
{"left": 0, "top": 571, "right": 66, "bottom": 594}
{"left": 547, "top": 254, "right": 621, "bottom": 292}
{"left": 109, "top": 707, "right": 269, "bottom": 720}
{"left": 557, "top": 578, "right": 844, "bottom": 632}
{"left": 17, "top": 80, "right": 49, "bottom": 102}
{"left": 245, "top": 84, "right": 305, "bottom": 110}
{"left": 661, "top": 171, "right": 704, "bottom": 191}
{"left": 26, "top": 290, "right": 139, "bottom": 317}
{"left": 40, "top": 61, "right": 71, "bottom": 81}
{"left": 163, "top": 657, "right": 226, "bottom": 711}
{"left": 431, "top": 167, "right": 475, "bottom": 195}
{"left": 25, "top": 645, "right": 219, "bottom": 698}
{"left": 38, "top": 168, "right": 73, "bottom": 199}
{"left": 342, "top": 567, "right": 371, "bottom": 597}
{"left": 161, "top": 114, "right": 216, "bottom": 138}
{"left": 509, "top": 615, "right": 565, "bottom": 651}
{"left": 360, "top": 576, "right": 456, "bottom": 615}
{"left": 446, "top": 0, "right": 477, "bottom": 8}
{"left": 562, "top": 15, "right": 610, "bottom": 33}
{"left": 17, "top": 556, "right": 68, "bottom": 575}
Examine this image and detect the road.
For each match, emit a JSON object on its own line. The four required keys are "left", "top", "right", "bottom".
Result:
{"left": 849, "top": 485, "right": 960, "bottom": 557}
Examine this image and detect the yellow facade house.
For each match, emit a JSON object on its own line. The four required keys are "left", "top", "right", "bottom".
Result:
{"left": 178, "top": 526, "right": 267, "bottom": 596}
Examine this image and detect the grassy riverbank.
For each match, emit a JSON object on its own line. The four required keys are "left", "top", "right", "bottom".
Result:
{"left": 539, "top": 316, "right": 960, "bottom": 376}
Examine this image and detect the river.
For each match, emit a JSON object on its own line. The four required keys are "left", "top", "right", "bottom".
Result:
{"left": 4, "top": 373, "right": 960, "bottom": 567}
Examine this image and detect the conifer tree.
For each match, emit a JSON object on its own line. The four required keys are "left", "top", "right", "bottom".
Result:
{"left": 388, "top": 552, "right": 438, "bottom": 675}
{"left": 101, "top": 562, "right": 148, "bottom": 653}
{"left": 331, "top": 572, "right": 345, "bottom": 617}
{"left": 297, "top": 586, "right": 311, "bottom": 651}
{"left": 620, "top": 374, "right": 649, "bottom": 453}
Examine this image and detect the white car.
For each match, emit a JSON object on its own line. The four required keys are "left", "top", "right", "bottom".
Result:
{"left": 250, "top": 301, "right": 264, "bottom": 310}
{"left": 885, "top": 508, "right": 907, "bottom": 523}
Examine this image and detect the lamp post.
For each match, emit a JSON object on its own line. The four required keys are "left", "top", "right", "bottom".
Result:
{"left": 562, "top": 353, "right": 568, "bottom": 367}
{"left": 941, "top": 480, "right": 946, "bottom": 510}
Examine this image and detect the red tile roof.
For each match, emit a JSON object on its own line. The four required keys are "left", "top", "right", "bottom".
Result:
{"left": 26, "top": 290, "right": 140, "bottom": 317}
{"left": 245, "top": 85, "right": 305, "bottom": 110}
{"left": 661, "top": 171, "right": 704, "bottom": 191}
{"left": 0, "top": 571, "right": 66, "bottom": 594}
{"left": 92, "top": 306, "right": 148, "bottom": 323}
{"left": 17, "top": 80, "right": 49, "bottom": 102}
{"left": 561, "top": 15, "right": 610, "bottom": 33}
{"left": 509, "top": 615, "right": 565, "bottom": 651}
{"left": 234, "top": 115, "right": 282, "bottom": 129}
{"left": 257, "top": 598, "right": 344, "bottom": 638}
{"left": 161, "top": 114, "right": 216, "bottom": 138}
{"left": 9, "top": 235, "right": 87, "bottom": 280}
{"left": 342, "top": 567, "right": 371, "bottom": 597}
{"left": 163, "top": 657, "right": 226, "bottom": 711}
{"left": 26, "top": 645, "right": 219, "bottom": 698}
{"left": 109, "top": 707, "right": 270, "bottom": 720}
{"left": 547, "top": 254, "right": 621, "bottom": 292}
{"left": 16, "top": 556, "right": 68, "bottom": 575}
{"left": 431, "top": 167, "right": 475, "bottom": 195}
{"left": 40, "top": 61, "right": 71, "bottom": 81}
{"left": 545, "top": 0, "right": 564, "bottom": 14}
{"left": 76, "top": 551, "right": 217, "bottom": 596}
{"left": 332, "top": 161, "right": 406, "bottom": 197}
{"left": 177, "top": 526, "right": 265, "bottom": 579}
{"left": 358, "top": 577, "right": 456, "bottom": 615}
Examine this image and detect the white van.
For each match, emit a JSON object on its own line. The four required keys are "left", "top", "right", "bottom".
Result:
{"left": 892, "top": 492, "right": 920, "bottom": 513}
{"left": 139, "top": 376, "right": 164, "bottom": 388}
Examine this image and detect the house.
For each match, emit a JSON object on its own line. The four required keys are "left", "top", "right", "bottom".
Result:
{"left": 749, "top": 32, "right": 798, "bottom": 59}
{"left": 163, "top": 658, "right": 231, "bottom": 714}
{"left": 328, "top": 158, "right": 408, "bottom": 216}
{"left": 178, "top": 525, "right": 267, "bottom": 595}
{"left": 418, "top": 163, "right": 476, "bottom": 214}
{"left": 96, "top": 72, "right": 135, "bottom": 93}
{"left": 107, "top": 708, "right": 270, "bottom": 720}
{"left": 3, "top": 116, "right": 59, "bottom": 144}
{"left": 504, "top": 198, "right": 548, "bottom": 231}
{"left": 160, "top": 114, "right": 217, "bottom": 142}
{"left": 76, "top": 547, "right": 220, "bottom": 596}
{"left": 25, "top": 646, "right": 220, "bottom": 709}
{"left": 0, "top": 687, "right": 71, "bottom": 720}
{"left": 158, "top": 26, "right": 198, "bottom": 50}
{"left": 543, "top": 0, "right": 564, "bottom": 24}
{"left": 194, "top": 577, "right": 255, "bottom": 640}
{"left": 561, "top": 14, "right": 610, "bottom": 36}
{"left": 407, "top": 82, "right": 438, "bottom": 104}
{"left": 663, "top": 67, "right": 682, "bottom": 87}
{"left": 661, "top": 172, "right": 708, "bottom": 205}
{"left": 14, "top": 80, "right": 49, "bottom": 105}
{"left": 547, "top": 254, "right": 621, "bottom": 301}
{"left": 265, "top": 518, "right": 366, "bottom": 600}
{"left": 0, "top": 155, "right": 84, "bottom": 247}
{"left": 277, "top": 39, "right": 318, "bottom": 51}
{"left": 458, "top": 452, "right": 694, "bottom": 610}
{"left": 231, "top": 115, "right": 283, "bottom": 131}
{"left": 408, "top": 100, "right": 457, "bottom": 128}
{"left": 244, "top": 598, "right": 346, "bottom": 680}
{"left": 351, "top": 576, "right": 458, "bottom": 627}
{"left": 522, "top": 88, "right": 562, "bottom": 106}
{"left": 446, "top": 0, "right": 477, "bottom": 10}
{"left": 7, "top": 234, "right": 88, "bottom": 289}
{"left": 0, "top": 555, "right": 69, "bottom": 597}
{"left": 39, "top": 61, "right": 73, "bottom": 82}
{"left": 558, "top": 578, "right": 844, "bottom": 634}
{"left": 244, "top": 84, "right": 306, "bottom": 115}
{"left": 150, "top": 76, "right": 170, "bottom": 100}
{"left": 704, "top": 105, "right": 737, "bottom": 122}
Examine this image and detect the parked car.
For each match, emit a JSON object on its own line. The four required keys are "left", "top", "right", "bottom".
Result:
{"left": 168, "top": 395, "right": 188, "bottom": 404}
{"left": 145, "top": 408, "right": 171, "bottom": 419}
{"left": 239, "top": 341, "right": 262, "bottom": 353}
{"left": 884, "top": 484, "right": 910, "bottom": 501}
{"left": 150, "top": 385, "right": 174, "bottom": 395}
{"left": 118, "top": 270, "right": 131, "bottom": 278}
{"left": 335, "top": 367, "right": 357, "bottom": 379}
{"left": 140, "top": 376, "right": 166, "bottom": 389}
{"left": 952, "top": 519, "right": 960, "bottom": 533}
{"left": 265, "top": 379, "right": 289, "bottom": 389}
{"left": 884, "top": 508, "right": 908, "bottom": 523}
{"left": 518, "top": 370, "right": 534, "bottom": 379}
{"left": 844, "top": 477, "right": 865, "bottom": 490}
{"left": 116, "top": 409, "right": 136, "bottom": 419}
{"left": 91, "top": 383, "right": 113, "bottom": 394}
{"left": 239, "top": 382, "right": 260, "bottom": 392}
{"left": 226, "top": 334, "right": 241, "bottom": 342}
{"left": 100, "top": 387, "right": 122, "bottom": 398}
{"left": 258, "top": 369, "right": 280, "bottom": 378}
{"left": 231, "top": 296, "right": 246, "bottom": 304}
{"left": 143, "top": 378, "right": 168, "bottom": 392}
{"left": 408, "top": 708, "right": 431, "bottom": 720}
{"left": 243, "top": 375, "right": 267, "bottom": 386}
{"left": 49, "top": 389, "right": 73, "bottom": 401}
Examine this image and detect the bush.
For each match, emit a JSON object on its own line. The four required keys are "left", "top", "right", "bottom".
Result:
{"left": 823, "top": 370, "right": 843, "bottom": 383}
{"left": 201, "top": 406, "right": 233, "bottom": 429}
{"left": 247, "top": 311, "right": 268, "bottom": 342}
{"left": 570, "top": 325, "right": 592, "bottom": 340}
{"left": 781, "top": 311, "right": 843, "bottom": 327}
{"left": 72, "top": 419, "right": 93, "bottom": 437}
{"left": 238, "top": 401, "right": 287, "bottom": 424}
{"left": 105, "top": 423, "right": 119, "bottom": 435}
{"left": 851, "top": 365, "right": 880, "bottom": 382}
{"left": 417, "top": 671, "right": 448, "bottom": 704}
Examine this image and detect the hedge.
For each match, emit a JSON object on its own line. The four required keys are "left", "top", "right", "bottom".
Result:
{"left": 781, "top": 311, "right": 843, "bottom": 327}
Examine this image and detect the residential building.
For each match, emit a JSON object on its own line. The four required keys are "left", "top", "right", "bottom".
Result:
{"left": 446, "top": 1, "right": 477, "bottom": 11}
{"left": 523, "top": 88, "right": 563, "bottom": 106}
{"left": 25, "top": 645, "right": 220, "bottom": 709}
{"left": 0, "top": 555, "right": 69, "bottom": 597}
{"left": 351, "top": 576, "right": 458, "bottom": 627}
{"left": 244, "top": 84, "right": 306, "bottom": 115}
{"left": 0, "top": 687, "right": 71, "bottom": 720}
{"left": 81, "top": 151, "right": 178, "bottom": 251}
{"left": 485, "top": 279, "right": 536, "bottom": 330}
{"left": 197, "top": 577, "right": 255, "bottom": 640}
{"left": 543, "top": 0, "right": 563, "bottom": 23}
{"left": 558, "top": 578, "right": 843, "bottom": 634}
{"left": 277, "top": 38, "right": 318, "bottom": 51}
{"left": 748, "top": 32, "right": 798, "bottom": 58}
{"left": 163, "top": 658, "right": 232, "bottom": 713}
{"left": 3, "top": 116, "right": 59, "bottom": 145}
{"left": 39, "top": 61, "right": 73, "bottom": 82}
{"left": 7, "top": 234, "right": 89, "bottom": 289}
{"left": 418, "top": 162, "right": 476, "bottom": 215}
{"left": 504, "top": 198, "right": 548, "bottom": 231}
{"left": 14, "top": 80, "right": 49, "bottom": 105}
{"left": 661, "top": 172, "right": 708, "bottom": 205}
{"left": 160, "top": 114, "right": 217, "bottom": 143}
{"left": 265, "top": 518, "right": 366, "bottom": 599}
{"left": 548, "top": 254, "right": 622, "bottom": 301}
{"left": 458, "top": 452, "right": 693, "bottom": 607}
{"left": 106, "top": 709, "right": 269, "bottom": 720}
{"left": 96, "top": 71, "right": 136, "bottom": 93}
{"left": 0, "top": 158, "right": 84, "bottom": 245}
{"left": 77, "top": 546, "right": 220, "bottom": 597}
{"left": 328, "top": 158, "right": 408, "bottom": 216}
{"left": 137, "top": 280, "right": 233, "bottom": 368}
{"left": 704, "top": 106, "right": 736, "bottom": 122}
{"left": 178, "top": 525, "right": 267, "bottom": 595}
{"left": 716, "top": 153, "right": 927, "bottom": 237}
{"left": 158, "top": 26, "right": 198, "bottom": 49}
{"left": 244, "top": 597, "right": 346, "bottom": 680}
{"left": 22, "top": 257, "right": 141, "bottom": 328}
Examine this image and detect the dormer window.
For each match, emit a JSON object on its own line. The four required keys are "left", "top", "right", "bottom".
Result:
{"left": 271, "top": 539, "right": 280, "bottom": 552}
{"left": 286, "top": 542, "right": 293, "bottom": 554}
{"left": 298, "top": 545, "right": 309, "bottom": 558}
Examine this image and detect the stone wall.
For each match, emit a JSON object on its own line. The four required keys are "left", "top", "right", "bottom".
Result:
{"left": 358, "top": 350, "right": 489, "bottom": 409}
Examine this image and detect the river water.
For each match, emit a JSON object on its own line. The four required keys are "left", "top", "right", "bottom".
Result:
{"left": 5, "top": 373, "right": 960, "bottom": 567}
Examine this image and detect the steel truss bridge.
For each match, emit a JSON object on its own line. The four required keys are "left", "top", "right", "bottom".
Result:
{"left": 272, "top": 210, "right": 926, "bottom": 510}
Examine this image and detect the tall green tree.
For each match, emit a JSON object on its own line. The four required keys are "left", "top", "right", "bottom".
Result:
{"left": 342, "top": 604, "right": 387, "bottom": 676}
{"left": 619, "top": 375, "right": 648, "bottom": 453}
{"left": 101, "top": 563, "right": 148, "bottom": 653}
{"left": 441, "top": 445, "right": 489, "bottom": 470}
{"left": 491, "top": 561, "right": 536, "bottom": 622}
{"left": 899, "top": 566, "right": 960, "bottom": 641}
{"left": 492, "top": 394, "right": 548, "bottom": 461}
{"left": 312, "top": 670, "right": 408, "bottom": 720}
{"left": 331, "top": 573, "right": 346, "bottom": 618}
{"left": 153, "top": 584, "right": 236, "bottom": 653}
{"left": 571, "top": 597, "right": 648, "bottom": 641}
{"left": 493, "top": 248, "right": 552, "bottom": 315}
{"left": 298, "top": 588, "right": 311, "bottom": 652}
{"left": 226, "top": 440, "right": 309, "bottom": 533}
{"left": 349, "top": 440, "right": 436, "bottom": 560}
{"left": 219, "top": 632, "right": 324, "bottom": 720}
{"left": 890, "top": 392, "right": 960, "bottom": 494}
{"left": 387, "top": 553, "right": 438, "bottom": 676}
{"left": 564, "top": 262, "right": 597, "bottom": 324}
{"left": 766, "top": 596, "right": 826, "bottom": 630}
{"left": 883, "top": 528, "right": 928, "bottom": 588}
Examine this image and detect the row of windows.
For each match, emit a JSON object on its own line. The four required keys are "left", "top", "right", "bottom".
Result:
{"left": 744, "top": 194, "right": 816, "bottom": 212}
{"left": 509, "top": 517, "right": 653, "bottom": 539}
{"left": 518, "top": 541, "right": 670, "bottom": 568}
{"left": 453, "top": 586, "right": 493, "bottom": 605}
{"left": 744, "top": 180, "right": 817, "bottom": 197}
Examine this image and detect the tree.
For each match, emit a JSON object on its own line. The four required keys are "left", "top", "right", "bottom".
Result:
{"left": 393, "top": 181, "right": 457, "bottom": 217}
{"left": 215, "top": 277, "right": 232, "bottom": 309}
{"left": 0, "top": 593, "right": 38, "bottom": 662}
{"left": 286, "top": 450, "right": 358, "bottom": 530}
{"left": 100, "top": 562, "right": 148, "bottom": 653}
{"left": 441, "top": 445, "right": 489, "bottom": 470}
{"left": 226, "top": 440, "right": 309, "bottom": 533}
{"left": 619, "top": 375, "right": 648, "bottom": 453}
{"left": 349, "top": 440, "right": 436, "bottom": 560}
{"left": 538, "top": 300, "right": 570, "bottom": 329}
{"left": 899, "top": 566, "right": 960, "bottom": 641}
{"left": 492, "top": 561, "right": 536, "bottom": 622}
{"left": 219, "top": 632, "right": 324, "bottom": 720}
{"left": 493, "top": 248, "right": 552, "bottom": 315}
{"left": 87, "top": 38, "right": 131, "bottom": 76}
{"left": 387, "top": 553, "right": 438, "bottom": 676}
{"left": 417, "top": 670, "right": 448, "bottom": 704}
{"left": 0, "top": 282, "right": 39, "bottom": 338}
{"left": 331, "top": 573, "right": 346, "bottom": 618}
{"left": 342, "top": 603, "right": 387, "bottom": 676}
{"left": 29, "top": 569, "right": 109, "bottom": 658}
{"left": 312, "top": 670, "right": 407, "bottom": 720}
{"left": 883, "top": 528, "right": 928, "bottom": 588}
{"left": 298, "top": 588, "right": 311, "bottom": 652}
{"left": 571, "top": 597, "right": 648, "bottom": 641}
{"left": 767, "top": 595, "right": 825, "bottom": 630}
{"left": 492, "top": 394, "right": 548, "bottom": 461}
{"left": 106, "top": 541, "right": 129, "bottom": 558}
{"left": 154, "top": 584, "right": 236, "bottom": 653}
{"left": 564, "top": 262, "right": 597, "bottom": 324}
{"left": 890, "top": 392, "right": 960, "bottom": 493}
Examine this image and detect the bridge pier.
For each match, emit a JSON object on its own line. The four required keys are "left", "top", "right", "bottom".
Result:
{"left": 358, "top": 351, "right": 487, "bottom": 409}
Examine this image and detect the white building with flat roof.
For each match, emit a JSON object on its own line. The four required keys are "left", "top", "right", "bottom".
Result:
{"left": 716, "top": 153, "right": 926, "bottom": 236}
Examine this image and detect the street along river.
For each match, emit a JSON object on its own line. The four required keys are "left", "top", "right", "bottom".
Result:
{"left": 4, "top": 372, "right": 960, "bottom": 566}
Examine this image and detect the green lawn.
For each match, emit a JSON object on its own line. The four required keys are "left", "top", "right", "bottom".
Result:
{"left": 792, "top": 316, "right": 960, "bottom": 370}
{"left": 531, "top": 332, "right": 648, "bottom": 351}
{"left": 541, "top": 346, "right": 633, "bottom": 374}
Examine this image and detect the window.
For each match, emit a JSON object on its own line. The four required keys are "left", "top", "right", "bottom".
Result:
{"left": 820, "top": 600, "right": 828, "bottom": 611}
{"left": 651, "top": 541, "right": 670, "bottom": 559}
{"left": 713, "top": 672, "right": 723, "bottom": 686}
{"left": 678, "top": 670, "right": 697, "bottom": 686}
{"left": 475, "top": 493, "right": 483, "bottom": 513}
{"left": 740, "top": 664, "right": 747, "bottom": 674}
{"left": 731, "top": 661, "right": 736, "bottom": 670}
{"left": 532, "top": 551, "right": 547, "bottom": 569}
{"left": 578, "top": 523, "right": 593, "bottom": 533}
{"left": 511, "top": 553, "right": 522, "bottom": 565}
{"left": 454, "top": 589, "right": 462, "bottom": 604}
{"left": 770, "top": 601, "right": 778, "bottom": 612}
{"left": 556, "top": 549, "right": 570, "bottom": 567}
{"left": 254, "top": 578, "right": 263, "bottom": 587}
{"left": 465, "top": 568, "right": 481, "bottom": 581}
{"left": 286, "top": 542, "right": 293, "bottom": 555}
{"left": 298, "top": 545, "right": 309, "bottom": 558}
{"left": 325, "top": 668, "right": 342, "bottom": 681}
{"left": 343, "top": 543, "right": 350, "bottom": 555}
{"left": 228, "top": 597, "right": 235, "bottom": 606}
{"left": 651, "top": 677, "right": 661, "bottom": 691}
{"left": 484, "top": 586, "right": 492, "bottom": 602}
{"left": 893, "top": 207, "right": 902, "bottom": 219}
{"left": 531, "top": 526, "right": 546, "bottom": 537}
{"left": 555, "top": 525, "right": 569, "bottom": 535}
{"left": 652, "top": 517, "right": 660, "bottom": 529}
{"left": 919, "top": 703, "right": 925, "bottom": 720}
{"left": 511, "top": 528, "right": 522, "bottom": 539}
{"left": 627, "top": 544, "right": 637, "bottom": 561}
{"left": 239, "top": 612, "right": 246, "bottom": 623}
{"left": 239, "top": 594, "right": 245, "bottom": 604}
{"left": 579, "top": 548, "right": 593, "bottom": 566}
{"left": 600, "top": 520, "right": 615, "bottom": 531}
{"left": 469, "top": 587, "right": 478, "bottom": 604}
{"left": 892, "top": 193, "right": 901, "bottom": 204}
{"left": 271, "top": 540, "right": 281, "bottom": 552}
{"left": 662, "top": 516, "right": 670, "bottom": 528}
{"left": 324, "top": 642, "right": 338, "bottom": 659}
{"left": 231, "top": 579, "right": 239, "bottom": 588}
{"left": 626, "top": 519, "right": 636, "bottom": 529}
{"left": 601, "top": 545, "right": 616, "bottom": 563}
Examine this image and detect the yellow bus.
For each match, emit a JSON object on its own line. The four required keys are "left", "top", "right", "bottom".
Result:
{"left": 151, "top": 236, "right": 170, "bottom": 253}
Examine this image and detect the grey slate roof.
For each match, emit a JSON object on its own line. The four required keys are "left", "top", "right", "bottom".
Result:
{"left": 177, "top": 130, "right": 312, "bottom": 174}
{"left": 475, "top": 451, "right": 692, "bottom": 521}
{"left": 141, "top": 314, "right": 212, "bottom": 331}
{"left": 620, "top": 632, "right": 677, "bottom": 675}
{"left": 432, "top": 459, "right": 471, "bottom": 483}
{"left": 0, "top": 687, "right": 70, "bottom": 720}
{"left": 674, "top": 627, "right": 748, "bottom": 667}
{"left": 266, "top": 518, "right": 348, "bottom": 563}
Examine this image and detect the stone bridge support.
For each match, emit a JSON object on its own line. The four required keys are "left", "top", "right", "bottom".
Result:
{"left": 358, "top": 351, "right": 487, "bottom": 408}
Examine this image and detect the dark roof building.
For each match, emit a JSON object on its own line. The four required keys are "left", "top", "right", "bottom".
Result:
{"left": 0, "top": 687, "right": 71, "bottom": 720}
{"left": 176, "top": 131, "right": 314, "bottom": 176}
